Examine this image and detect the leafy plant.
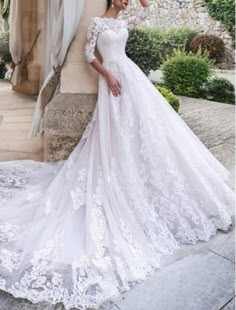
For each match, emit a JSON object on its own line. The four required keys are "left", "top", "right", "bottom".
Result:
{"left": 155, "top": 85, "right": 180, "bottom": 112}
{"left": 201, "top": 76, "right": 235, "bottom": 104}
{"left": 0, "top": 32, "right": 9, "bottom": 55}
{"left": 126, "top": 28, "right": 161, "bottom": 75}
{"left": 1, "top": 50, "right": 11, "bottom": 64}
{"left": 0, "top": 61, "right": 7, "bottom": 79}
{"left": 161, "top": 49, "right": 213, "bottom": 97}
{"left": 143, "top": 27, "right": 198, "bottom": 64}
{"left": 204, "top": 0, "right": 235, "bottom": 43}
{"left": 187, "top": 34, "right": 225, "bottom": 63}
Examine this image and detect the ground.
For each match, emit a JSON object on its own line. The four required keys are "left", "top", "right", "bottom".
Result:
{"left": 0, "top": 81, "right": 235, "bottom": 310}
{"left": 0, "top": 81, "right": 43, "bottom": 161}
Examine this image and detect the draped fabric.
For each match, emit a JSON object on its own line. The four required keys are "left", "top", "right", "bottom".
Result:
{"left": 29, "top": 0, "right": 85, "bottom": 137}
{"left": 9, "top": 0, "right": 23, "bottom": 85}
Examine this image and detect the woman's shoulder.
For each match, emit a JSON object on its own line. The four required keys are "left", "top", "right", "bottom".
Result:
{"left": 87, "top": 16, "right": 102, "bottom": 31}
{"left": 89, "top": 16, "right": 104, "bottom": 24}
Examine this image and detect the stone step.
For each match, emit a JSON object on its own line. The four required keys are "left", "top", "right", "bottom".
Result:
{"left": 0, "top": 151, "right": 43, "bottom": 162}
{"left": 0, "top": 103, "right": 35, "bottom": 110}
{"left": 1, "top": 140, "right": 43, "bottom": 153}
{"left": 1, "top": 122, "right": 34, "bottom": 131}
{"left": 2, "top": 115, "right": 33, "bottom": 124}
{"left": 0, "top": 130, "right": 37, "bottom": 140}
{"left": 0, "top": 109, "right": 34, "bottom": 116}
{"left": 0, "top": 81, "right": 43, "bottom": 161}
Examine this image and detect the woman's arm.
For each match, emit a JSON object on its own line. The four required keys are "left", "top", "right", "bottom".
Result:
{"left": 126, "top": 1, "right": 157, "bottom": 30}
{"left": 139, "top": 0, "right": 150, "bottom": 7}
{"left": 85, "top": 18, "right": 121, "bottom": 97}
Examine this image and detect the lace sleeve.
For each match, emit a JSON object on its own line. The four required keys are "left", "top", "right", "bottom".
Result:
{"left": 85, "top": 18, "right": 100, "bottom": 63}
{"left": 126, "top": 4, "right": 156, "bottom": 30}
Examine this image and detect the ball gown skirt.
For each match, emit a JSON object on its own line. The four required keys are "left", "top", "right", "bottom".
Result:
{"left": 0, "top": 8, "right": 235, "bottom": 310}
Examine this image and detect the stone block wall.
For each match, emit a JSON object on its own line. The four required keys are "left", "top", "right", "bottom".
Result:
{"left": 44, "top": 94, "right": 96, "bottom": 161}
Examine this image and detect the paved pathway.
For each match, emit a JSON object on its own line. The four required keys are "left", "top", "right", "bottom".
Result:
{"left": 0, "top": 81, "right": 43, "bottom": 162}
{"left": 0, "top": 82, "right": 235, "bottom": 310}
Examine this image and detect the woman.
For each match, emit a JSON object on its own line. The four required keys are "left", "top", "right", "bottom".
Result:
{"left": 0, "top": 0, "right": 234, "bottom": 309}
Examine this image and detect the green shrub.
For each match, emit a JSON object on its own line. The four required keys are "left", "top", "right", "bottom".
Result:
{"left": 155, "top": 85, "right": 180, "bottom": 112}
{"left": 1, "top": 50, "right": 12, "bottom": 64}
{"left": 0, "top": 61, "right": 7, "bottom": 79}
{"left": 204, "top": 0, "right": 235, "bottom": 43}
{"left": 187, "top": 35, "right": 225, "bottom": 63}
{"left": 0, "top": 32, "right": 9, "bottom": 55}
{"left": 126, "top": 28, "right": 161, "bottom": 75}
{"left": 161, "top": 49, "right": 213, "bottom": 97}
{"left": 143, "top": 27, "right": 198, "bottom": 64}
{"left": 201, "top": 76, "right": 235, "bottom": 104}
{"left": 126, "top": 27, "right": 198, "bottom": 74}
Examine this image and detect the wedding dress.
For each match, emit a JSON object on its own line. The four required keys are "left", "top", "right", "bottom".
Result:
{"left": 0, "top": 5, "right": 234, "bottom": 310}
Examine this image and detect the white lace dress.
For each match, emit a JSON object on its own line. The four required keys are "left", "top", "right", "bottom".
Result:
{"left": 0, "top": 5, "right": 234, "bottom": 310}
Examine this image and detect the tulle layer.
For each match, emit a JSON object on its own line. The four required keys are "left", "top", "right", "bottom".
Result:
{"left": 0, "top": 57, "right": 234, "bottom": 309}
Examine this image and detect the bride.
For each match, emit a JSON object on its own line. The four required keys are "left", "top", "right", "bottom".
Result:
{"left": 0, "top": 0, "right": 234, "bottom": 309}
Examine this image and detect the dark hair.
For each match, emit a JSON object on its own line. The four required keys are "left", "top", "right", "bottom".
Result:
{"left": 107, "top": 0, "right": 112, "bottom": 9}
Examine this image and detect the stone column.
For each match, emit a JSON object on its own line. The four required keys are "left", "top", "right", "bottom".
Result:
{"left": 12, "top": 0, "right": 44, "bottom": 95}
{"left": 44, "top": 0, "right": 106, "bottom": 162}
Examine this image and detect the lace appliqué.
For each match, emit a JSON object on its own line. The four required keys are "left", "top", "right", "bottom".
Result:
{"left": 0, "top": 164, "right": 32, "bottom": 202}
{"left": 0, "top": 223, "right": 29, "bottom": 242}
{"left": 0, "top": 249, "right": 20, "bottom": 272}
{"left": 70, "top": 168, "right": 87, "bottom": 211}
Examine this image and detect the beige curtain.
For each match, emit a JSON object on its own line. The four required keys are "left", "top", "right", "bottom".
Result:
{"left": 29, "top": 0, "right": 85, "bottom": 137}
{"left": 9, "top": 0, "right": 41, "bottom": 85}
{"left": 9, "top": 0, "right": 23, "bottom": 85}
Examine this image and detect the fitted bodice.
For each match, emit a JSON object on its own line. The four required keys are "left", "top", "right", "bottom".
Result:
{"left": 96, "top": 20, "right": 129, "bottom": 64}
{"left": 84, "top": 4, "right": 157, "bottom": 64}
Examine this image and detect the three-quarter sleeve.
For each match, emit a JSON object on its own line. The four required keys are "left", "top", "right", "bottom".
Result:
{"left": 126, "top": 4, "right": 156, "bottom": 30}
{"left": 85, "top": 17, "right": 100, "bottom": 63}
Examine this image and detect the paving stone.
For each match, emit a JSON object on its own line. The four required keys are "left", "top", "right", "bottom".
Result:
{"left": 0, "top": 109, "right": 34, "bottom": 116}
{"left": 0, "top": 151, "right": 43, "bottom": 162}
{"left": 2, "top": 115, "right": 33, "bottom": 123}
{"left": 0, "top": 81, "right": 43, "bottom": 161}
{"left": 205, "top": 229, "right": 235, "bottom": 263}
{"left": 179, "top": 97, "right": 235, "bottom": 149}
{"left": 0, "top": 290, "right": 55, "bottom": 310}
{"left": 209, "top": 141, "right": 235, "bottom": 190}
{"left": 158, "top": 230, "right": 235, "bottom": 269}
{"left": 222, "top": 297, "right": 235, "bottom": 310}
{"left": 1, "top": 122, "right": 33, "bottom": 131}
{"left": 1, "top": 140, "right": 43, "bottom": 153}
{"left": 115, "top": 250, "right": 235, "bottom": 310}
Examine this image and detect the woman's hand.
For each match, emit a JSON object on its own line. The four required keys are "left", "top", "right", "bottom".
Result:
{"left": 139, "top": 0, "right": 150, "bottom": 7}
{"left": 105, "top": 73, "right": 121, "bottom": 97}
{"left": 88, "top": 59, "right": 121, "bottom": 96}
